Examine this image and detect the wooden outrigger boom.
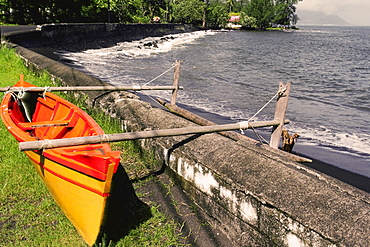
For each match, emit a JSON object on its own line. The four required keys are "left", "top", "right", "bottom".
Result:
{"left": 0, "top": 85, "right": 183, "bottom": 92}
{"left": 157, "top": 98, "right": 311, "bottom": 163}
{"left": 19, "top": 119, "right": 285, "bottom": 151}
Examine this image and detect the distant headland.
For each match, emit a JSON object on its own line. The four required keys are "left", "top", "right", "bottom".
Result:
{"left": 296, "top": 10, "right": 350, "bottom": 26}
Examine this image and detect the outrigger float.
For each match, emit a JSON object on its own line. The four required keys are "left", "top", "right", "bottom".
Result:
{"left": 1, "top": 70, "right": 308, "bottom": 245}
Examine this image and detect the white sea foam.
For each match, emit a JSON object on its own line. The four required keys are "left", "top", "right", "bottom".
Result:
{"left": 61, "top": 30, "right": 220, "bottom": 60}
{"left": 286, "top": 123, "right": 370, "bottom": 156}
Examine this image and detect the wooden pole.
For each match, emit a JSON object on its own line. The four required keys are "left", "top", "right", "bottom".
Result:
{"left": 269, "top": 82, "right": 291, "bottom": 149}
{"left": 0, "top": 85, "right": 184, "bottom": 92}
{"left": 171, "top": 60, "right": 181, "bottom": 105}
{"left": 157, "top": 98, "right": 311, "bottom": 163}
{"left": 157, "top": 98, "right": 290, "bottom": 140}
{"left": 19, "top": 120, "right": 285, "bottom": 151}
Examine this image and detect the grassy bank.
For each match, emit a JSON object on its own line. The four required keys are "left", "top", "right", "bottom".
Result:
{"left": 0, "top": 45, "right": 184, "bottom": 246}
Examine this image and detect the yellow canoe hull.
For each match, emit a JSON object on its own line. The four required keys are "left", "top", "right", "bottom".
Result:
{"left": 1, "top": 78, "right": 121, "bottom": 245}
{"left": 26, "top": 150, "right": 116, "bottom": 246}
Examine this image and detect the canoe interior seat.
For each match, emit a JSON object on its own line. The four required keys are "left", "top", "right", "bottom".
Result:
{"left": 9, "top": 95, "right": 92, "bottom": 140}
{"left": 10, "top": 96, "right": 80, "bottom": 140}
{"left": 18, "top": 109, "right": 78, "bottom": 130}
{"left": 19, "top": 119, "right": 70, "bottom": 129}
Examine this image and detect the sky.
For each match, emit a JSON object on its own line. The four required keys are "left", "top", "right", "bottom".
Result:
{"left": 297, "top": 0, "right": 370, "bottom": 26}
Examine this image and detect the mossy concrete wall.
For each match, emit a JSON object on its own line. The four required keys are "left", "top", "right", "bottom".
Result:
{"left": 6, "top": 23, "right": 197, "bottom": 51}
{"left": 5, "top": 24, "right": 370, "bottom": 246}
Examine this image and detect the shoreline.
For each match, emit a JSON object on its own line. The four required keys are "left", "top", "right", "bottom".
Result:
{"left": 4, "top": 24, "right": 370, "bottom": 246}
{"left": 18, "top": 36, "right": 370, "bottom": 194}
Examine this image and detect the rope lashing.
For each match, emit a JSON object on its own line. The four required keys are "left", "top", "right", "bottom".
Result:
{"left": 101, "top": 134, "right": 111, "bottom": 143}
{"left": 16, "top": 86, "right": 27, "bottom": 98}
{"left": 238, "top": 121, "right": 249, "bottom": 134}
{"left": 4, "top": 87, "right": 28, "bottom": 102}
{"left": 250, "top": 124, "right": 270, "bottom": 145}
{"left": 140, "top": 63, "right": 179, "bottom": 108}
{"left": 143, "top": 63, "right": 177, "bottom": 87}
{"left": 42, "top": 86, "right": 51, "bottom": 99}
{"left": 248, "top": 89, "right": 281, "bottom": 122}
{"left": 277, "top": 86, "right": 287, "bottom": 96}
{"left": 4, "top": 87, "right": 52, "bottom": 98}
{"left": 40, "top": 139, "right": 53, "bottom": 150}
{"left": 6, "top": 91, "right": 20, "bottom": 102}
{"left": 240, "top": 86, "right": 288, "bottom": 142}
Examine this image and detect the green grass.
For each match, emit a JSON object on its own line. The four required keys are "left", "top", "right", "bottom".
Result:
{"left": 0, "top": 134, "right": 79, "bottom": 246}
{"left": 0, "top": 44, "right": 185, "bottom": 246}
{"left": 266, "top": 27, "right": 299, "bottom": 31}
{"left": 0, "top": 23, "right": 18, "bottom": 26}
{"left": 117, "top": 206, "right": 183, "bottom": 246}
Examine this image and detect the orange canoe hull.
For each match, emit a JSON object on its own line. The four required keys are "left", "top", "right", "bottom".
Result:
{"left": 1, "top": 79, "right": 120, "bottom": 246}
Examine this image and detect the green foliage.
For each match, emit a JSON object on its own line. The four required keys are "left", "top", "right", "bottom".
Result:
{"left": 0, "top": 0, "right": 301, "bottom": 28}
{"left": 0, "top": 0, "right": 165, "bottom": 24}
{"left": 244, "top": 0, "right": 274, "bottom": 29}
{"left": 132, "top": 15, "right": 151, "bottom": 24}
{"left": 272, "top": 0, "right": 299, "bottom": 26}
{"left": 228, "top": 12, "right": 240, "bottom": 18}
{"left": 240, "top": 0, "right": 301, "bottom": 29}
{"left": 171, "top": 0, "right": 206, "bottom": 25}
{"left": 206, "top": 3, "right": 229, "bottom": 28}
{"left": 239, "top": 12, "right": 257, "bottom": 28}
{"left": 80, "top": 4, "right": 111, "bottom": 23}
{"left": 0, "top": 0, "right": 98, "bottom": 24}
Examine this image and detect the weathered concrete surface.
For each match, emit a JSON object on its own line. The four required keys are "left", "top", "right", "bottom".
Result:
{"left": 5, "top": 25, "right": 370, "bottom": 246}
{"left": 103, "top": 93, "right": 370, "bottom": 246}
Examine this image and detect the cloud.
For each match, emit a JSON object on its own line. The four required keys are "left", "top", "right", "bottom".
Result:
{"left": 297, "top": 0, "right": 370, "bottom": 25}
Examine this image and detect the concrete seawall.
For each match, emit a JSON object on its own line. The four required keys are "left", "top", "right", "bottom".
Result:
{"left": 6, "top": 23, "right": 198, "bottom": 51}
{"left": 5, "top": 24, "right": 370, "bottom": 246}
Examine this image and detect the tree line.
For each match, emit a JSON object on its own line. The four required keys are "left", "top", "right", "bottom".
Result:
{"left": 0, "top": 0, "right": 301, "bottom": 29}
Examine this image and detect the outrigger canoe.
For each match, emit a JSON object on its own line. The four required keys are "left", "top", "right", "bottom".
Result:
{"left": 1, "top": 76, "right": 121, "bottom": 246}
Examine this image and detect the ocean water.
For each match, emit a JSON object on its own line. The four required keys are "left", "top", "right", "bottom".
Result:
{"left": 58, "top": 26, "right": 370, "bottom": 177}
